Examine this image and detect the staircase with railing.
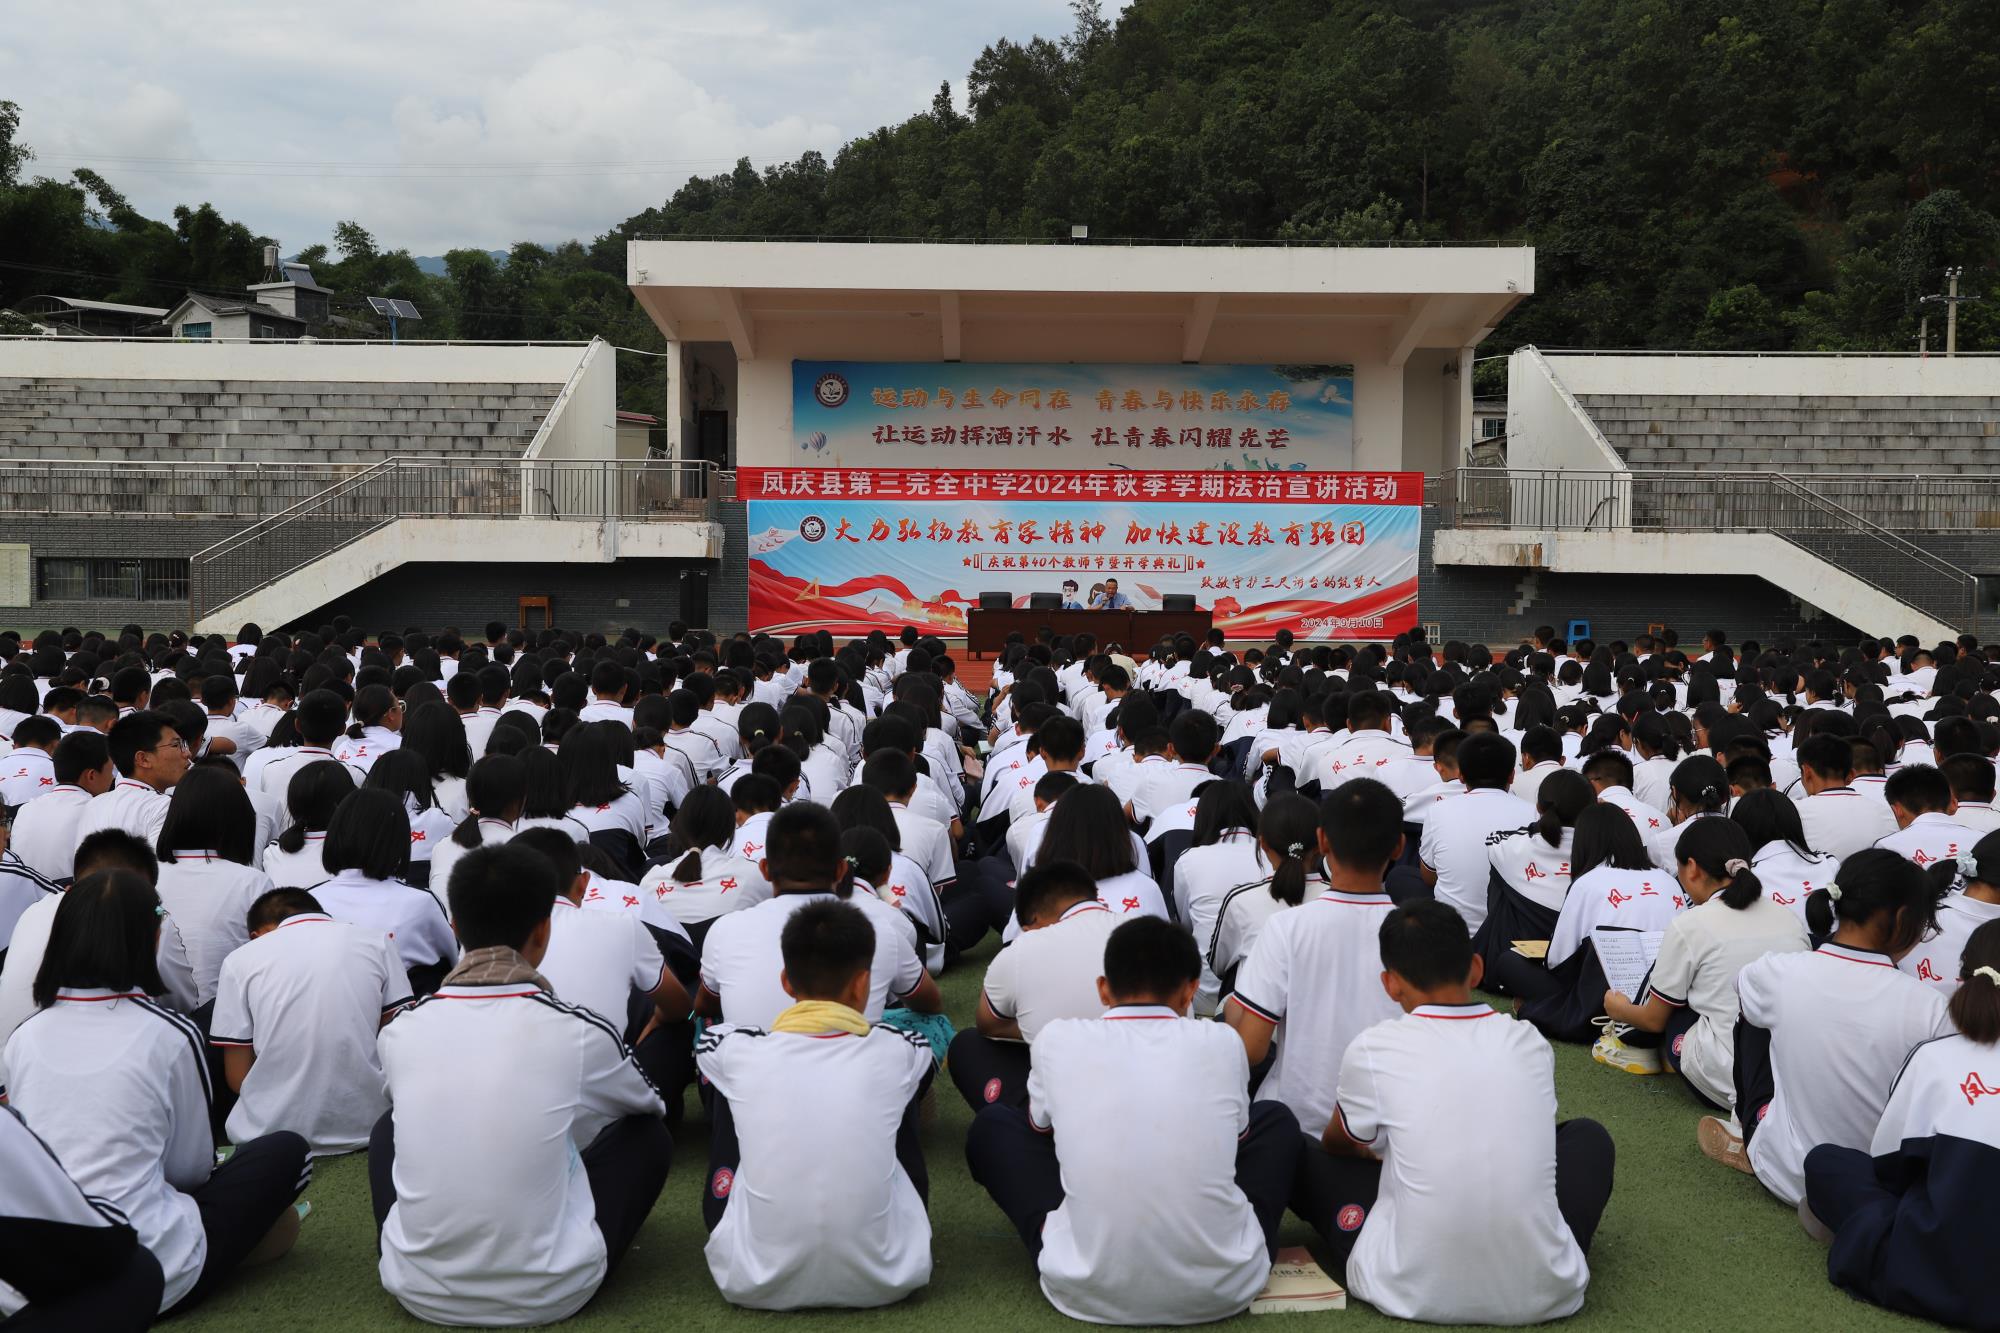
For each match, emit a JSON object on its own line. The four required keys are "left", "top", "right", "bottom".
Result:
{"left": 188, "top": 456, "right": 718, "bottom": 627}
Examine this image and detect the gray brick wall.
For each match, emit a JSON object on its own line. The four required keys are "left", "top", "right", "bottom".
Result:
{"left": 1578, "top": 393, "right": 2000, "bottom": 474}
{"left": 289, "top": 559, "right": 711, "bottom": 637}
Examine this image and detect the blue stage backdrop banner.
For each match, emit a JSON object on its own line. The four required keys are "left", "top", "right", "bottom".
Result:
{"left": 791, "top": 361, "right": 1355, "bottom": 471}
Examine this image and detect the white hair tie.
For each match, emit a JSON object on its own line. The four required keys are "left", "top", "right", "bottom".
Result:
{"left": 1724, "top": 858, "right": 1748, "bottom": 875}
{"left": 1825, "top": 882, "right": 1843, "bottom": 901}
{"left": 1286, "top": 841, "right": 1306, "bottom": 858}
{"left": 1965, "top": 852, "right": 1982, "bottom": 882}
{"left": 1971, "top": 966, "right": 2000, "bottom": 986}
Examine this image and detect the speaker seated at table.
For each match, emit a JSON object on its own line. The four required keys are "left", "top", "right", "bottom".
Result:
{"left": 978, "top": 591, "right": 1011, "bottom": 610}
{"left": 1027, "top": 592, "right": 1063, "bottom": 611}
{"left": 1161, "top": 594, "right": 1198, "bottom": 612}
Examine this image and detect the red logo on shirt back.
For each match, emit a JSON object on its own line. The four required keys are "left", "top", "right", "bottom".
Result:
{"left": 1121, "top": 896, "right": 1141, "bottom": 912}
{"left": 1671, "top": 1033, "right": 1686, "bottom": 1057}
{"left": 1336, "top": 1204, "right": 1366, "bottom": 1232}
{"left": 711, "top": 1167, "right": 734, "bottom": 1198}
{"left": 1918, "top": 959, "right": 1942, "bottom": 982}
{"left": 1961, "top": 1073, "right": 2000, "bottom": 1106}
{"left": 983, "top": 1078, "right": 1002, "bottom": 1104}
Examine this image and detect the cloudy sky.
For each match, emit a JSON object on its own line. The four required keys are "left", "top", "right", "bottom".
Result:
{"left": 4, "top": 1, "right": 1123, "bottom": 256}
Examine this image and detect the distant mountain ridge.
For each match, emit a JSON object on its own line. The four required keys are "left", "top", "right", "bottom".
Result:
{"left": 412, "top": 250, "right": 507, "bottom": 276}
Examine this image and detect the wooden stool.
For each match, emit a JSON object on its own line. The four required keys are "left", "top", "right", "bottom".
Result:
{"left": 520, "top": 595, "right": 551, "bottom": 630}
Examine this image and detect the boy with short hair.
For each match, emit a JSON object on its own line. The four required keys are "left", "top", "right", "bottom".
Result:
{"left": 210, "top": 887, "right": 411, "bottom": 1155}
{"left": 967, "top": 915, "right": 1300, "bottom": 1325}
{"left": 1300, "top": 899, "right": 1612, "bottom": 1324}
{"left": 72, "top": 710, "right": 186, "bottom": 848}
{"left": 8, "top": 730, "right": 116, "bottom": 882}
{"left": 696, "top": 898, "right": 934, "bottom": 1309}
{"left": 372, "top": 844, "right": 671, "bottom": 1327}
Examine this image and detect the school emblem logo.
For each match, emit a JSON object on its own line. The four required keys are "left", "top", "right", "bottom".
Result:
{"left": 711, "top": 1167, "right": 734, "bottom": 1199}
{"left": 812, "top": 372, "right": 850, "bottom": 409}
{"left": 1671, "top": 1033, "right": 1686, "bottom": 1057}
{"left": 983, "top": 1078, "right": 1003, "bottom": 1104}
{"left": 1336, "top": 1204, "right": 1365, "bottom": 1232}
{"left": 800, "top": 516, "right": 827, "bottom": 543}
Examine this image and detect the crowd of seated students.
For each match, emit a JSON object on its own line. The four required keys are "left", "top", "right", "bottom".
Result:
{"left": 0, "top": 616, "right": 1994, "bottom": 1327}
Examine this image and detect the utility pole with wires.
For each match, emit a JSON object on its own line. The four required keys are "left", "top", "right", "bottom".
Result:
{"left": 1920, "top": 266, "right": 1979, "bottom": 356}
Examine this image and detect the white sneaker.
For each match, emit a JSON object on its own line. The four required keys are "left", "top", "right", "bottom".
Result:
{"left": 1591, "top": 1018, "right": 1663, "bottom": 1075}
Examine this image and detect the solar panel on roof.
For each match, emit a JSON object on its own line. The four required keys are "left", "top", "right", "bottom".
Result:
{"left": 389, "top": 299, "right": 423, "bottom": 321}
{"left": 365, "top": 295, "right": 395, "bottom": 316}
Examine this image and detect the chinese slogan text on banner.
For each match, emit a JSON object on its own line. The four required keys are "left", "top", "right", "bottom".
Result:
{"left": 791, "top": 361, "right": 1355, "bottom": 471}
{"left": 742, "top": 468, "right": 1420, "bottom": 640}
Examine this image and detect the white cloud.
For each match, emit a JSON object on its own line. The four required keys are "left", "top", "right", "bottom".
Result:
{"left": 7, "top": 0, "right": 1122, "bottom": 254}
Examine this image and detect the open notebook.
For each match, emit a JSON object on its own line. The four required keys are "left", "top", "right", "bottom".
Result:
{"left": 1251, "top": 1247, "right": 1347, "bottom": 1314}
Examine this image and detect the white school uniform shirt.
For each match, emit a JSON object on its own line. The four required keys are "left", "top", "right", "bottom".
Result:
{"left": 203, "top": 711, "right": 262, "bottom": 769}
{"left": 1596, "top": 784, "right": 1671, "bottom": 850}
{"left": 7, "top": 784, "right": 93, "bottom": 881}
{"left": 1795, "top": 785, "right": 1900, "bottom": 860}
{"left": 1334, "top": 1004, "right": 1589, "bottom": 1325}
{"left": 540, "top": 896, "right": 668, "bottom": 1026}
{"left": 1131, "top": 760, "right": 1214, "bottom": 824}
{"left": 731, "top": 810, "right": 775, "bottom": 863}
{"left": 890, "top": 801, "right": 958, "bottom": 896}
{"left": 427, "top": 818, "right": 513, "bottom": 901}
{"left": 1227, "top": 887, "right": 1401, "bottom": 1136}
{"left": 1898, "top": 891, "right": 2000, "bottom": 990}
{"left": 1401, "top": 776, "right": 1463, "bottom": 828}
{"left": 1630, "top": 754, "right": 1677, "bottom": 810}
{"left": 402, "top": 802, "right": 457, "bottom": 876}
{"left": 1101, "top": 751, "right": 1161, "bottom": 806}
{"left": 1648, "top": 811, "right": 1726, "bottom": 878}
{"left": 0, "top": 989, "right": 222, "bottom": 1312}
{"left": 1739, "top": 942, "right": 1952, "bottom": 1205}
{"left": 1311, "top": 729, "right": 1412, "bottom": 793}
{"left": 0, "top": 852, "right": 54, "bottom": 961}
{"left": 981, "top": 900, "right": 1118, "bottom": 1045}
{"left": 1750, "top": 840, "right": 1841, "bottom": 921}
{"left": 697, "top": 1021, "right": 933, "bottom": 1311}
{"left": 1488, "top": 825, "right": 1575, "bottom": 912}
{"left": 567, "top": 791, "right": 649, "bottom": 849}
{"left": 331, "top": 726, "right": 401, "bottom": 775}
{"left": 701, "top": 892, "right": 922, "bottom": 1028}
{"left": 0, "top": 748, "right": 54, "bottom": 806}
{"left": 460, "top": 707, "right": 503, "bottom": 760}
{"left": 312, "top": 869, "right": 457, "bottom": 973}
{"left": 1952, "top": 800, "right": 2000, "bottom": 837}
{"left": 71, "top": 778, "right": 172, "bottom": 850}
{"left": 256, "top": 745, "right": 365, "bottom": 803}
{"left": 155, "top": 854, "right": 272, "bottom": 1008}
{"left": 1548, "top": 864, "right": 1686, "bottom": 967}
{"left": 639, "top": 846, "right": 772, "bottom": 927}
{"left": 1027, "top": 1008, "right": 1269, "bottom": 1325}
{"left": 578, "top": 868, "right": 692, "bottom": 944}
{"left": 1870, "top": 1029, "right": 2000, "bottom": 1160}
{"left": 1418, "top": 786, "right": 1539, "bottom": 932}
{"left": 1642, "top": 894, "right": 1809, "bottom": 1107}
{"left": 1876, "top": 811, "right": 1978, "bottom": 879}
{"left": 376, "top": 980, "right": 665, "bottom": 1327}
{"left": 264, "top": 832, "right": 330, "bottom": 889}
{"left": 241, "top": 700, "right": 290, "bottom": 741}
{"left": 576, "top": 698, "right": 634, "bottom": 726}
{"left": 1174, "top": 830, "right": 1266, "bottom": 1013}
{"left": 1510, "top": 759, "right": 1565, "bottom": 807}
{"left": 209, "top": 912, "right": 409, "bottom": 1153}
{"left": 1208, "top": 873, "right": 1327, "bottom": 982}
{"left": 665, "top": 729, "right": 724, "bottom": 781}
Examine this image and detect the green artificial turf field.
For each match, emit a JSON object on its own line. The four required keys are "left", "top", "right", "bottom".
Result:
{"left": 176, "top": 937, "right": 1933, "bottom": 1332}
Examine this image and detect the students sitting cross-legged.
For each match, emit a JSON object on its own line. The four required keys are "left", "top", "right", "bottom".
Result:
{"left": 209, "top": 886, "right": 412, "bottom": 1156}
{"left": 1803, "top": 919, "right": 2000, "bottom": 1328}
{"left": 696, "top": 898, "right": 936, "bottom": 1310}
{"left": 966, "top": 915, "right": 1301, "bottom": 1326}
{"left": 0, "top": 870, "right": 311, "bottom": 1317}
{"left": 948, "top": 860, "right": 1116, "bottom": 1111}
{"left": 370, "top": 843, "right": 672, "bottom": 1327}
{"left": 1296, "top": 899, "right": 1612, "bottom": 1324}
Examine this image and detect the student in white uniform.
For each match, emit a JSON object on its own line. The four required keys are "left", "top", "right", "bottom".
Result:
{"left": 363, "top": 750, "right": 459, "bottom": 892}
{"left": 1898, "top": 829, "right": 2000, "bottom": 990}
{"left": 1698, "top": 849, "right": 1953, "bottom": 1207}
{"left": 370, "top": 843, "right": 672, "bottom": 1327}
{"left": 1510, "top": 725, "right": 1568, "bottom": 806}
{"left": 331, "top": 684, "right": 404, "bottom": 775}
{"left": 210, "top": 886, "right": 411, "bottom": 1155}
{"left": 428, "top": 753, "right": 524, "bottom": 900}
{"left": 948, "top": 862, "right": 1117, "bottom": 1111}
{"left": 1034, "top": 782, "right": 1167, "bottom": 925}
{"left": 312, "top": 789, "right": 457, "bottom": 996}
{"left": 72, "top": 710, "right": 188, "bottom": 850}
{"left": 1730, "top": 788, "right": 1840, "bottom": 921}
{"left": 263, "top": 761, "right": 357, "bottom": 890}
{"left": 513, "top": 827, "right": 684, "bottom": 1034}
{"left": 1300, "top": 899, "right": 1610, "bottom": 1323}
{"left": 1418, "top": 731, "right": 1537, "bottom": 932}
{"left": 967, "top": 915, "right": 1300, "bottom": 1326}
{"left": 1803, "top": 919, "right": 2000, "bottom": 1328}
{"left": 1206, "top": 794, "right": 1327, "bottom": 992}
{"left": 1172, "top": 781, "right": 1266, "bottom": 1014}
{"left": 8, "top": 730, "right": 115, "bottom": 882}
{"left": 1875, "top": 764, "right": 1977, "bottom": 878}
{"left": 256, "top": 690, "right": 365, "bottom": 803}
{"left": 0, "top": 870, "right": 310, "bottom": 1315}
{"left": 1794, "top": 734, "right": 1899, "bottom": 859}
{"left": 1310, "top": 691, "right": 1411, "bottom": 793}
{"left": 697, "top": 898, "right": 935, "bottom": 1310}
{"left": 0, "top": 1099, "right": 167, "bottom": 1329}
{"left": 0, "top": 714, "right": 58, "bottom": 806}
{"left": 153, "top": 765, "right": 274, "bottom": 1011}
{"left": 1580, "top": 750, "right": 1671, "bottom": 846}
{"left": 639, "top": 785, "right": 772, "bottom": 943}
{"left": 1225, "top": 778, "right": 1404, "bottom": 1140}
{"left": 697, "top": 803, "right": 940, "bottom": 1030}
{"left": 1128, "top": 710, "right": 1220, "bottom": 826}
{"left": 1475, "top": 769, "right": 1594, "bottom": 985}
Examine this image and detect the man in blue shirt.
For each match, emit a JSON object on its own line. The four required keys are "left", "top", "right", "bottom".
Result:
{"left": 1089, "top": 578, "right": 1132, "bottom": 611}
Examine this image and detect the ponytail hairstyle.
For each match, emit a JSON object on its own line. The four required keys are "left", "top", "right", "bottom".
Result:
{"left": 1532, "top": 770, "right": 1594, "bottom": 849}
{"left": 736, "top": 702, "right": 780, "bottom": 756}
{"left": 1632, "top": 712, "right": 1681, "bottom": 761}
{"left": 1802, "top": 847, "right": 1944, "bottom": 951}
{"left": 453, "top": 754, "right": 525, "bottom": 849}
{"left": 1675, "top": 816, "right": 1763, "bottom": 910}
{"left": 1729, "top": 788, "right": 1817, "bottom": 859}
{"left": 1667, "top": 755, "right": 1730, "bottom": 818}
{"left": 1257, "top": 793, "right": 1322, "bottom": 906}
{"left": 839, "top": 826, "right": 892, "bottom": 897}
{"left": 1949, "top": 919, "right": 2000, "bottom": 1045}
{"left": 276, "top": 761, "right": 357, "bottom": 855}
{"left": 665, "top": 785, "right": 735, "bottom": 883}
{"left": 347, "top": 683, "right": 398, "bottom": 739}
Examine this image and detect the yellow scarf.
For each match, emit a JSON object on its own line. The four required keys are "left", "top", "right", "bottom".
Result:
{"left": 769, "top": 999, "right": 871, "bottom": 1036}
